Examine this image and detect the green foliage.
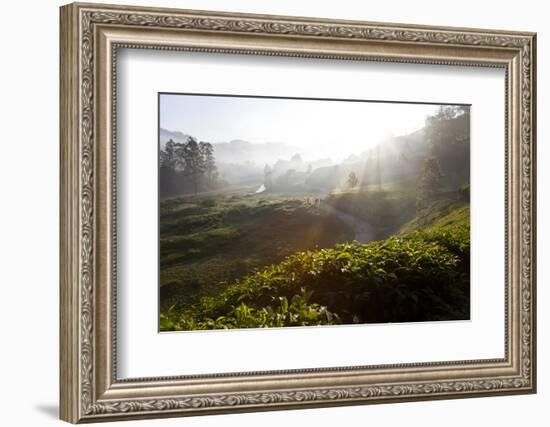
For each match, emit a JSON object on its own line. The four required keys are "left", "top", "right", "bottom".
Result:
{"left": 161, "top": 287, "right": 339, "bottom": 330}
{"left": 161, "top": 221, "right": 470, "bottom": 331}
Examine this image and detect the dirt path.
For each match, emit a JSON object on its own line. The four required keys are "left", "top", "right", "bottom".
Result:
{"left": 320, "top": 203, "right": 376, "bottom": 243}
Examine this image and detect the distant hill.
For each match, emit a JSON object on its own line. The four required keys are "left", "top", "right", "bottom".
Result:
{"left": 159, "top": 126, "right": 430, "bottom": 189}
{"left": 160, "top": 128, "right": 192, "bottom": 146}
{"left": 212, "top": 139, "right": 299, "bottom": 166}
{"left": 160, "top": 128, "right": 298, "bottom": 167}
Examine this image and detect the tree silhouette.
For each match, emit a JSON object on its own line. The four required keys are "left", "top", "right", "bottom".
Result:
{"left": 200, "top": 141, "right": 218, "bottom": 188}
{"left": 347, "top": 171, "right": 359, "bottom": 189}
{"left": 418, "top": 157, "right": 443, "bottom": 200}
{"left": 159, "top": 137, "right": 221, "bottom": 196}
{"left": 159, "top": 139, "right": 180, "bottom": 196}
{"left": 160, "top": 139, "right": 180, "bottom": 169}
{"left": 181, "top": 138, "right": 205, "bottom": 195}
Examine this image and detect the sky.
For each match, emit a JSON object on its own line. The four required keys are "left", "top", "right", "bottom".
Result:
{"left": 160, "top": 93, "right": 443, "bottom": 162}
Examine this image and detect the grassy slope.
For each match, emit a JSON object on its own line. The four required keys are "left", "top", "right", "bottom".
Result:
{"left": 160, "top": 192, "right": 354, "bottom": 311}
{"left": 399, "top": 198, "right": 469, "bottom": 233}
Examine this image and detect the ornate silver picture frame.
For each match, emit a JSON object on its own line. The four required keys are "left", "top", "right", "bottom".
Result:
{"left": 60, "top": 2, "right": 536, "bottom": 423}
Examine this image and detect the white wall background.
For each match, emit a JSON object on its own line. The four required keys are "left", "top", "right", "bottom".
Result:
{"left": 0, "top": 0, "right": 545, "bottom": 426}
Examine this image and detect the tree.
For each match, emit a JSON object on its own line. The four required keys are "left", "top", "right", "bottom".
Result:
{"left": 159, "top": 136, "right": 221, "bottom": 196}
{"left": 347, "top": 171, "right": 359, "bottom": 189}
{"left": 159, "top": 139, "right": 185, "bottom": 197}
{"left": 160, "top": 139, "right": 178, "bottom": 168}
{"left": 182, "top": 137, "right": 206, "bottom": 195}
{"left": 200, "top": 141, "right": 218, "bottom": 188}
{"left": 417, "top": 157, "right": 443, "bottom": 201}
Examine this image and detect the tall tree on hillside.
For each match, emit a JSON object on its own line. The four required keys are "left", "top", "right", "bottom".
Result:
{"left": 160, "top": 139, "right": 181, "bottom": 168}
{"left": 159, "top": 139, "right": 183, "bottom": 196}
{"left": 182, "top": 137, "right": 206, "bottom": 195}
{"left": 200, "top": 141, "right": 218, "bottom": 188}
{"left": 417, "top": 157, "right": 443, "bottom": 200}
{"left": 347, "top": 171, "right": 359, "bottom": 189}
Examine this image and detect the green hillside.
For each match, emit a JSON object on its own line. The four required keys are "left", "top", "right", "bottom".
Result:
{"left": 399, "top": 198, "right": 469, "bottom": 233}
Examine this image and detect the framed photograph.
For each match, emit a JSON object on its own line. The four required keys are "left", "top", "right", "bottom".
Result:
{"left": 60, "top": 2, "right": 537, "bottom": 423}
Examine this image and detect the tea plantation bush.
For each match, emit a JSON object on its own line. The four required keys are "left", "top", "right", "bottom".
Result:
{"left": 160, "top": 223, "right": 470, "bottom": 330}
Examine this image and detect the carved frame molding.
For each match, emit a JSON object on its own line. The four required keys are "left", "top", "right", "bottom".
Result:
{"left": 60, "top": 2, "right": 536, "bottom": 423}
